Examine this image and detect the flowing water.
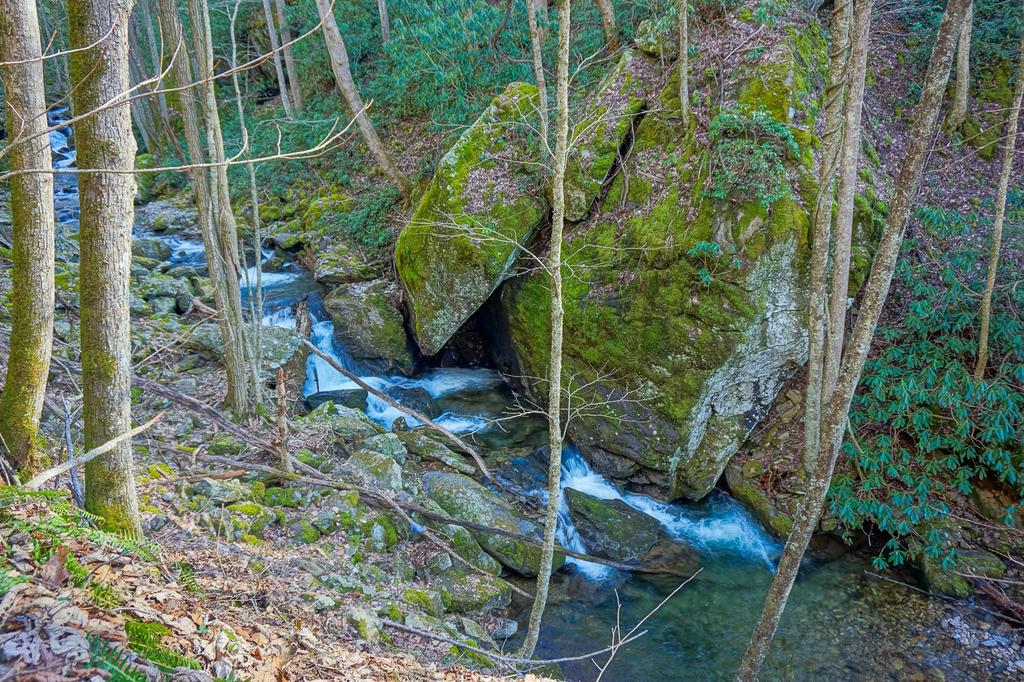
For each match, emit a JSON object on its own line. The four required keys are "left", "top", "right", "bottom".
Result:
{"left": 46, "top": 111, "right": 1007, "bottom": 681}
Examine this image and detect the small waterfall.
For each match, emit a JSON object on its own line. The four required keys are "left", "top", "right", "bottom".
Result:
{"left": 555, "top": 446, "right": 780, "bottom": 580}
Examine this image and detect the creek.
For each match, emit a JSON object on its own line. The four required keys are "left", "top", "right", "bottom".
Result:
{"left": 46, "top": 111, "right": 1007, "bottom": 681}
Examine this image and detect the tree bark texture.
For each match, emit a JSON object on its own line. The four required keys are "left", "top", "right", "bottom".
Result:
{"left": 519, "top": 0, "right": 571, "bottom": 661}
{"left": 0, "top": 0, "right": 56, "bottom": 474}
{"left": 261, "top": 0, "right": 292, "bottom": 116}
{"left": 974, "top": 9, "right": 1024, "bottom": 381}
{"left": 274, "top": 0, "right": 304, "bottom": 111}
{"left": 69, "top": 0, "right": 143, "bottom": 535}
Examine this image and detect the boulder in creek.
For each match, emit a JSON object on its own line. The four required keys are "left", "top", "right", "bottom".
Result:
{"left": 132, "top": 237, "right": 172, "bottom": 261}
{"left": 564, "top": 487, "right": 698, "bottom": 574}
{"left": 495, "top": 27, "right": 886, "bottom": 501}
{"left": 394, "top": 81, "right": 548, "bottom": 356}
{"left": 397, "top": 429, "right": 476, "bottom": 476}
{"left": 302, "top": 401, "right": 385, "bottom": 442}
{"left": 421, "top": 470, "right": 565, "bottom": 577}
{"left": 323, "top": 278, "right": 414, "bottom": 375}
{"left": 186, "top": 322, "right": 305, "bottom": 384}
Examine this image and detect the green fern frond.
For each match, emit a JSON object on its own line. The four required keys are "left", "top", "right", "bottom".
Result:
{"left": 125, "top": 617, "right": 202, "bottom": 673}
{"left": 87, "top": 635, "right": 150, "bottom": 682}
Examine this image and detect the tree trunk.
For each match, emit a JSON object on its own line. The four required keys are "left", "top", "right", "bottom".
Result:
{"left": 0, "top": 0, "right": 56, "bottom": 474}
{"left": 127, "top": 34, "right": 159, "bottom": 153}
{"left": 594, "top": 0, "right": 618, "bottom": 51}
{"left": 230, "top": 0, "right": 266, "bottom": 403}
{"left": 69, "top": 0, "right": 143, "bottom": 536}
{"left": 138, "top": 0, "right": 170, "bottom": 125}
{"left": 734, "top": 0, "right": 968, "bottom": 678}
{"left": 974, "top": 12, "right": 1024, "bottom": 381}
{"left": 377, "top": 0, "right": 390, "bottom": 44}
{"left": 160, "top": 0, "right": 253, "bottom": 417}
{"left": 527, "top": 0, "right": 549, "bottom": 144}
{"left": 950, "top": 1, "right": 971, "bottom": 129}
{"left": 274, "top": 0, "right": 303, "bottom": 111}
{"left": 801, "top": 0, "right": 850, "bottom": 477}
{"left": 678, "top": 0, "right": 689, "bottom": 118}
{"left": 824, "top": 0, "right": 873, "bottom": 397}
{"left": 316, "top": 0, "right": 412, "bottom": 199}
{"left": 518, "top": 0, "right": 571, "bottom": 660}
{"left": 187, "top": 0, "right": 254, "bottom": 416}
{"left": 261, "top": 0, "right": 292, "bottom": 117}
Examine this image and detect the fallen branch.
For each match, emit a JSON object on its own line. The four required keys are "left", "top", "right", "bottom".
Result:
{"left": 23, "top": 412, "right": 164, "bottom": 489}
{"left": 380, "top": 617, "right": 648, "bottom": 667}
{"left": 304, "top": 339, "right": 492, "bottom": 480}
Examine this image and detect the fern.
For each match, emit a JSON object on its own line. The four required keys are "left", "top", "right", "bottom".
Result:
{"left": 87, "top": 635, "right": 149, "bottom": 682}
{"left": 125, "top": 618, "right": 202, "bottom": 673}
{"left": 0, "top": 568, "right": 29, "bottom": 597}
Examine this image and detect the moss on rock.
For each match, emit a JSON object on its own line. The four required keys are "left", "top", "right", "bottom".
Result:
{"left": 394, "top": 82, "right": 548, "bottom": 356}
{"left": 323, "top": 279, "right": 414, "bottom": 374}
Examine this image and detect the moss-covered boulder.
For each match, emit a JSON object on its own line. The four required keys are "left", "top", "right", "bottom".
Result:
{"left": 302, "top": 401, "right": 385, "bottom": 442}
{"left": 348, "top": 449, "right": 403, "bottom": 492}
{"left": 416, "top": 498, "right": 502, "bottom": 575}
{"left": 564, "top": 488, "right": 698, "bottom": 573}
{"left": 564, "top": 50, "right": 652, "bottom": 221}
{"left": 323, "top": 278, "right": 414, "bottom": 375}
{"left": 497, "top": 27, "right": 834, "bottom": 501}
{"left": 132, "top": 237, "right": 172, "bottom": 261}
{"left": 422, "top": 471, "right": 564, "bottom": 577}
{"left": 398, "top": 429, "right": 476, "bottom": 475}
{"left": 356, "top": 432, "right": 408, "bottom": 465}
{"left": 187, "top": 323, "right": 305, "bottom": 383}
{"left": 434, "top": 568, "right": 512, "bottom": 614}
{"left": 394, "top": 82, "right": 548, "bottom": 356}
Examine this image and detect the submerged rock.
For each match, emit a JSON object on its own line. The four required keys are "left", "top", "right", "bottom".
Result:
{"left": 324, "top": 278, "right": 413, "bottom": 374}
{"left": 422, "top": 471, "right": 564, "bottom": 577}
{"left": 394, "top": 82, "right": 548, "bottom": 356}
{"left": 564, "top": 488, "right": 698, "bottom": 573}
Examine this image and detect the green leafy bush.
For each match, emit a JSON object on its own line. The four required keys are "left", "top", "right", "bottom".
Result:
{"left": 706, "top": 105, "right": 799, "bottom": 208}
{"left": 828, "top": 199, "right": 1024, "bottom": 569}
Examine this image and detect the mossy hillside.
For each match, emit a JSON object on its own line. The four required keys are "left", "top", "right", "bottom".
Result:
{"left": 500, "top": 26, "right": 825, "bottom": 500}
{"left": 394, "top": 82, "right": 548, "bottom": 356}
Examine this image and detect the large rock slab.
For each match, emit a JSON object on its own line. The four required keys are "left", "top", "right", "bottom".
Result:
{"left": 421, "top": 471, "right": 564, "bottom": 577}
{"left": 497, "top": 29, "right": 837, "bottom": 501}
{"left": 394, "top": 82, "right": 548, "bottom": 356}
{"left": 564, "top": 488, "right": 698, "bottom": 574}
{"left": 324, "top": 278, "right": 413, "bottom": 374}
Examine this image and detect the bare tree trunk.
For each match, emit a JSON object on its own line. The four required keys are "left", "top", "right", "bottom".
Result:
{"left": 230, "top": 0, "right": 265, "bottom": 403}
{"left": 825, "top": 0, "right": 873, "bottom": 397}
{"left": 0, "top": 0, "right": 56, "bottom": 474}
{"left": 261, "top": 0, "right": 292, "bottom": 117}
{"left": 594, "top": 0, "right": 618, "bottom": 51}
{"left": 518, "top": 0, "right": 571, "bottom": 661}
{"left": 974, "top": 14, "right": 1024, "bottom": 381}
{"left": 127, "top": 34, "right": 159, "bottom": 152}
{"left": 678, "top": 0, "right": 689, "bottom": 118}
{"left": 160, "top": 0, "right": 253, "bottom": 416}
{"left": 69, "top": 0, "right": 143, "bottom": 536}
{"left": 527, "top": 0, "right": 549, "bottom": 144}
{"left": 734, "top": 0, "right": 968, "bottom": 678}
{"left": 801, "top": 0, "right": 850, "bottom": 477}
{"left": 377, "top": 0, "right": 390, "bottom": 44}
{"left": 316, "top": 0, "right": 412, "bottom": 198}
{"left": 188, "top": 0, "right": 254, "bottom": 416}
{"left": 950, "top": 1, "right": 971, "bottom": 129}
{"left": 138, "top": 0, "right": 169, "bottom": 125}
{"left": 273, "top": 0, "right": 303, "bottom": 111}
{"left": 534, "top": 0, "right": 548, "bottom": 42}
